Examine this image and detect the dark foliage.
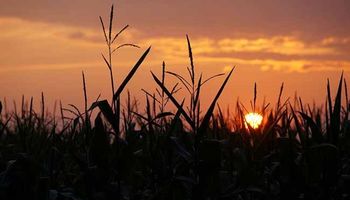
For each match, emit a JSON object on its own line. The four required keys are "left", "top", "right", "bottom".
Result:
{"left": 1, "top": 5, "right": 350, "bottom": 200}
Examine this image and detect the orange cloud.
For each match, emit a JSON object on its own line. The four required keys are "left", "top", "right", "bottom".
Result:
{"left": 218, "top": 37, "right": 336, "bottom": 56}
{"left": 143, "top": 36, "right": 338, "bottom": 56}
{"left": 0, "top": 17, "right": 139, "bottom": 71}
{"left": 141, "top": 36, "right": 350, "bottom": 72}
{"left": 321, "top": 37, "right": 350, "bottom": 45}
{"left": 0, "top": 17, "right": 349, "bottom": 74}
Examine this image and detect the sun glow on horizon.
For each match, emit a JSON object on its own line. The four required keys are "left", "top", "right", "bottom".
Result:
{"left": 244, "top": 112, "right": 263, "bottom": 129}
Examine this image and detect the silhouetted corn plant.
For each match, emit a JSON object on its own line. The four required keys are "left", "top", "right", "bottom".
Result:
{"left": 2, "top": 4, "right": 350, "bottom": 200}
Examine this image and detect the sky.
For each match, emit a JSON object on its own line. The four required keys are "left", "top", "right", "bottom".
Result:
{"left": 0, "top": 0, "right": 349, "bottom": 113}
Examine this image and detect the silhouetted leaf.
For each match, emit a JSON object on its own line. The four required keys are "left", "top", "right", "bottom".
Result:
{"left": 330, "top": 72, "right": 343, "bottom": 144}
{"left": 90, "top": 100, "right": 118, "bottom": 134}
{"left": 198, "top": 67, "right": 234, "bottom": 137}
{"left": 299, "top": 112, "right": 323, "bottom": 143}
{"left": 114, "top": 46, "right": 151, "bottom": 99}
{"left": 152, "top": 72, "right": 194, "bottom": 130}
{"left": 99, "top": 16, "right": 108, "bottom": 44}
{"left": 111, "top": 25, "right": 129, "bottom": 44}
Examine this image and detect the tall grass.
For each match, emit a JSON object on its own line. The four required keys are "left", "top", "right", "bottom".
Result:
{"left": 1, "top": 5, "right": 350, "bottom": 200}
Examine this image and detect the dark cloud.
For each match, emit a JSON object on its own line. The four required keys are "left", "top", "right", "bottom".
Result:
{"left": 0, "top": 0, "right": 349, "bottom": 39}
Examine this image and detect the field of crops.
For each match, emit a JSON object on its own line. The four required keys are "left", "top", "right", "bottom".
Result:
{"left": 1, "top": 6, "right": 350, "bottom": 200}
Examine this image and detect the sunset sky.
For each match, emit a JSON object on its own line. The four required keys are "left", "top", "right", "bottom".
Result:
{"left": 0, "top": 0, "right": 349, "bottom": 112}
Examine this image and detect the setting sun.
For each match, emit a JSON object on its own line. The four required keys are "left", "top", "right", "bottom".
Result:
{"left": 244, "top": 112, "right": 263, "bottom": 129}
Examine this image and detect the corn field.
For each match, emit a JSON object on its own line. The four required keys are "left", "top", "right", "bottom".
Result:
{"left": 1, "top": 5, "right": 350, "bottom": 200}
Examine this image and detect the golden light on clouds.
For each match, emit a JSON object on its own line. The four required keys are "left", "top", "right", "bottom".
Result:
{"left": 0, "top": 1, "right": 349, "bottom": 112}
{"left": 0, "top": 17, "right": 139, "bottom": 72}
{"left": 1, "top": 16, "right": 349, "bottom": 73}
{"left": 218, "top": 37, "right": 335, "bottom": 56}
{"left": 145, "top": 36, "right": 338, "bottom": 56}
{"left": 143, "top": 36, "right": 350, "bottom": 73}
{"left": 0, "top": 17, "right": 99, "bottom": 44}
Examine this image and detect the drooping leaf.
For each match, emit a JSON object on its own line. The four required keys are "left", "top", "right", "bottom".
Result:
{"left": 89, "top": 100, "right": 118, "bottom": 134}
{"left": 99, "top": 16, "right": 108, "bottom": 44}
{"left": 152, "top": 72, "right": 194, "bottom": 130}
{"left": 101, "top": 54, "right": 111, "bottom": 70}
{"left": 114, "top": 46, "right": 151, "bottom": 99}
{"left": 112, "top": 43, "right": 140, "bottom": 53}
{"left": 111, "top": 24, "right": 129, "bottom": 44}
{"left": 200, "top": 73, "right": 225, "bottom": 88}
{"left": 166, "top": 71, "right": 191, "bottom": 93}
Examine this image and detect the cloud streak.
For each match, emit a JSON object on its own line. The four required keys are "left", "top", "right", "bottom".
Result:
{"left": 0, "top": 17, "right": 139, "bottom": 70}
{"left": 0, "top": 17, "right": 349, "bottom": 73}
{"left": 142, "top": 36, "right": 350, "bottom": 72}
